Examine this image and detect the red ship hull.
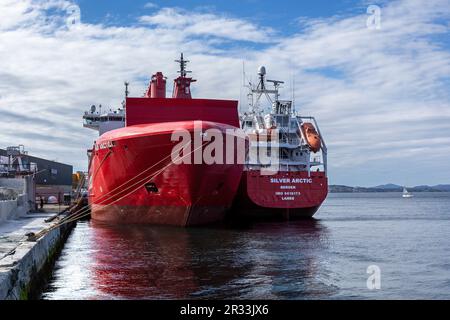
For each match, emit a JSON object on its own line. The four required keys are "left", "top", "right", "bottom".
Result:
{"left": 88, "top": 121, "right": 243, "bottom": 227}
{"left": 233, "top": 171, "right": 328, "bottom": 220}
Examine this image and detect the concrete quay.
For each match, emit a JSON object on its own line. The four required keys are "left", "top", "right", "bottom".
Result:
{"left": 0, "top": 208, "right": 73, "bottom": 300}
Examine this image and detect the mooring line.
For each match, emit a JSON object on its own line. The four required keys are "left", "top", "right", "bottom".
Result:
{"left": 32, "top": 141, "right": 209, "bottom": 239}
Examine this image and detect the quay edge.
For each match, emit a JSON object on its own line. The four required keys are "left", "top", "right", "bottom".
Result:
{"left": 0, "top": 217, "right": 75, "bottom": 300}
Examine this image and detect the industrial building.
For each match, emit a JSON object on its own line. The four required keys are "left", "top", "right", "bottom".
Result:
{"left": 0, "top": 146, "right": 73, "bottom": 203}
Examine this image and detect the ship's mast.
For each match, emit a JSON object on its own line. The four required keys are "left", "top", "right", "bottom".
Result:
{"left": 173, "top": 53, "right": 196, "bottom": 99}
{"left": 176, "top": 53, "right": 190, "bottom": 78}
{"left": 124, "top": 81, "right": 129, "bottom": 98}
{"left": 267, "top": 79, "right": 284, "bottom": 102}
{"left": 249, "top": 66, "right": 284, "bottom": 113}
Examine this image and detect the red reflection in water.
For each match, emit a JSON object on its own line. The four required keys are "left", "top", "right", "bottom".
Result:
{"left": 90, "top": 221, "right": 198, "bottom": 299}
{"left": 86, "top": 219, "right": 329, "bottom": 299}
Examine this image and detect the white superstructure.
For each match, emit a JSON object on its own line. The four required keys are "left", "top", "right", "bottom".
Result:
{"left": 83, "top": 105, "right": 125, "bottom": 136}
{"left": 240, "top": 67, "right": 327, "bottom": 176}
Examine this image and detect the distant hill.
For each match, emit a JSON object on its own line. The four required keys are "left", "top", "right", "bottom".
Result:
{"left": 328, "top": 185, "right": 355, "bottom": 193}
{"left": 329, "top": 184, "right": 450, "bottom": 193}
{"left": 374, "top": 183, "right": 403, "bottom": 190}
{"left": 432, "top": 184, "right": 450, "bottom": 192}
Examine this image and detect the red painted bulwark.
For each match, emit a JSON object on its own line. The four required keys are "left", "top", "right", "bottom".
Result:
{"left": 126, "top": 98, "right": 240, "bottom": 128}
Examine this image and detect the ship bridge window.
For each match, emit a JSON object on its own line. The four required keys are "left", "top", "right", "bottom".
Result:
{"left": 244, "top": 121, "right": 253, "bottom": 127}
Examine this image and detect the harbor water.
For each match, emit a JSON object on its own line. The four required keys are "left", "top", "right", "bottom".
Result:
{"left": 42, "top": 192, "right": 450, "bottom": 300}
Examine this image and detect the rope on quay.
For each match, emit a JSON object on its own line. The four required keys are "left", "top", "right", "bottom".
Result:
{"left": 30, "top": 141, "right": 208, "bottom": 240}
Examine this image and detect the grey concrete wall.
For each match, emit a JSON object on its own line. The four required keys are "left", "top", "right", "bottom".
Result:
{"left": 0, "top": 179, "right": 25, "bottom": 192}
{"left": 0, "top": 177, "right": 35, "bottom": 224}
{"left": 0, "top": 187, "right": 18, "bottom": 201}
{"left": 0, "top": 200, "right": 20, "bottom": 224}
{"left": 0, "top": 198, "right": 28, "bottom": 224}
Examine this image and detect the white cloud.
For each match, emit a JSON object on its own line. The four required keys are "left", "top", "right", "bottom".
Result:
{"left": 0, "top": 0, "right": 449, "bottom": 186}
{"left": 139, "top": 7, "right": 275, "bottom": 43}
{"left": 144, "top": 2, "right": 158, "bottom": 9}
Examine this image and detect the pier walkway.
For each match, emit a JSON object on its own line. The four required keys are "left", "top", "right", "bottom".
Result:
{"left": 0, "top": 207, "right": 72, "bottom": 300}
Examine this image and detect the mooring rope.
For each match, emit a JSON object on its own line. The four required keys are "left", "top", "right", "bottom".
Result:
{"left": 42, "top": 143, "right": 181, "bottom": 229}
{"left": 32, "top": 140, "right": 208, "bottom": 239}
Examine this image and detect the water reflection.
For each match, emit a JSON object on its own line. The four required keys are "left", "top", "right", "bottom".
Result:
{"left": 43, "top": 193, "right": 450, "bottom": 300}
{"left": 85, "top": 219, "right": 334, "bottom": 299}
{"left": 91, "top": 221, "right": 256, "bottom": 299}
{"left": 43, "top": 218, "right": 334, "bottom": 299}
{"left": 235, "top": 220, "right": 336, "bottom": 299}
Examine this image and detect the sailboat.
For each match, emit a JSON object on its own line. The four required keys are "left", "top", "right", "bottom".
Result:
{"left": 402, "top": 187, "right": 413, "bottom": 198}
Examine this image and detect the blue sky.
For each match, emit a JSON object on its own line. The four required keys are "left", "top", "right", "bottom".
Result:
{"left": 0, "top": 0, "right": 449, "bottom": 187}
{"left": 74, "top": 0, "right": 450, "bottom": 48}
{"left": 74, "top": 0, "right": 372, "bottom": 52}
{"left": 75, "top": 0, "right": 364, "bottom": 25}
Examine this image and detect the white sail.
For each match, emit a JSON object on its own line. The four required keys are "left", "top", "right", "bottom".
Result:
{"left": 403, "top": 187, "right": 413, "bottom": 198}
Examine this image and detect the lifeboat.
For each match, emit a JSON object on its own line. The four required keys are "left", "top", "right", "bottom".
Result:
{"left": 301, "top": 123, "right": 321, "bottom": 153}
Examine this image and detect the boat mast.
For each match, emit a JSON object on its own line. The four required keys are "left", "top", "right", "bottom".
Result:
{"left": 124, "top": 81, "right": 129, "bottom": 98}
{"left": 173, "top": 53, "right": 197, "bottom": 99}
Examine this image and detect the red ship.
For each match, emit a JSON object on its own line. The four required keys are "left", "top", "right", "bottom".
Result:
{"left": 233, "top": 66, "right": 328, "bottom": 219}
{"left": 83, "top": 54, "right": 243, "bottom": 226}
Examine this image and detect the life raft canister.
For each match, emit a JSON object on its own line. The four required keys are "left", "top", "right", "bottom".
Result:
{"left": 300, "top": 123, "right": 321, "bottom": 153}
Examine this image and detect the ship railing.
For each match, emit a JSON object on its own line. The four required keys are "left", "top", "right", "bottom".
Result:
{"left": 245, "top": 164, "right": 316, "bottom": 173}
{"left": 248, "top": 142, "right": 300, "bottom": 150}
{"left": 279, "top": 137, "right": 301, "bottom": 145}
{"left": 276, "top": 127, "right": 290, "bottom": 134}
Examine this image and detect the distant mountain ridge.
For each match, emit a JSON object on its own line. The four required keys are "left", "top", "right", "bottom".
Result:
{"left": 329, "top": 184, "right": 450, "bottom": 193}
{"left": 373, "top": 184, "right": 403, "bottom": 190}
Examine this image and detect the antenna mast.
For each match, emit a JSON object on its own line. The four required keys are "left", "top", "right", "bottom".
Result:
{"left": 175, "top": 53, "right": 191, "bottom": 78}
{"left": 124, "top": 81, "right": 129, "bottom": 98}
{"left": 291, "top": 73, "right": 296, "bottom": 113}
{"left": 173, "top": 53, "right": 196, "bottom": 99}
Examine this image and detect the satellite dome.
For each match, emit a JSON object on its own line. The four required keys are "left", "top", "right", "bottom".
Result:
{"left": 258, "top": 66, "right": 266, "bottom": 76}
